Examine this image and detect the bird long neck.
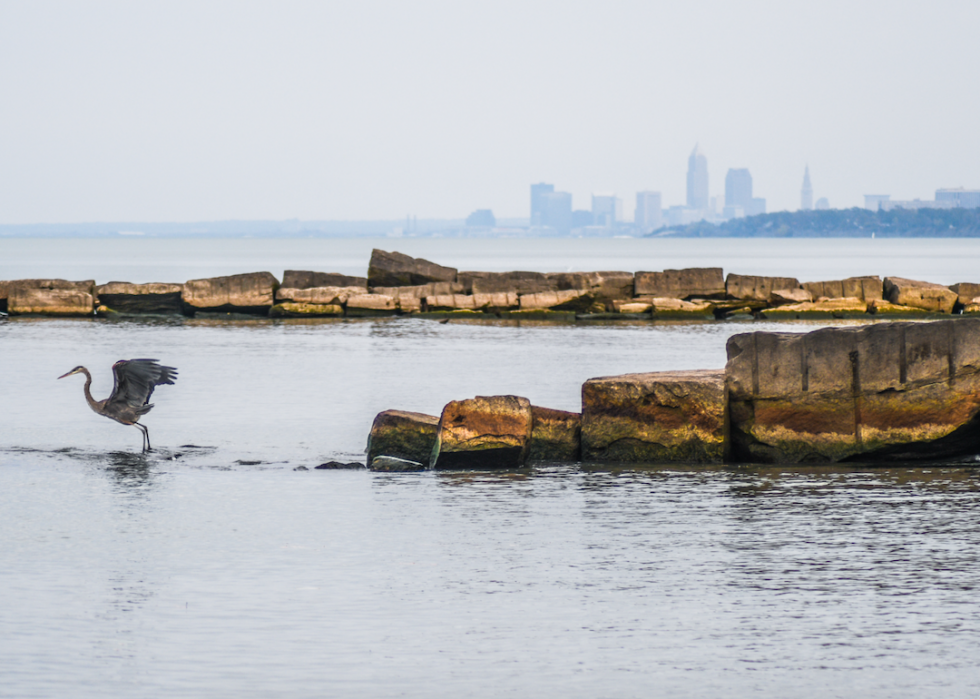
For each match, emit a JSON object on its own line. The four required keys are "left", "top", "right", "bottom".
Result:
{"left": 80, "top": 368, "right": 99, "bottom": 411}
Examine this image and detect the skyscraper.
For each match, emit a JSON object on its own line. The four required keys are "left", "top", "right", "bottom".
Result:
{"left": 801, "top": 166, "right": 813, "bottom": 211}
{"left": 686, "top": 145, "right": 709, "bottom": 211}
{"left": 530, "top": 183, "right": 554, "bottom": 226}
{"left": 725, "top": 169, "right": 753, "bottom": 209}
{"left": 591, "top": 193, "right": 622, "bottom": 227}
{"left": 635, "top": 191, "right": 662, "bottom": 232}
{"left": 541, "top": 191, "right": 572, "bottom": 234}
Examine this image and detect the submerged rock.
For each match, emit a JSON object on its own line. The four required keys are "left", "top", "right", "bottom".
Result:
{"left": 369, "top": 456, "right": 426, "bottom": 472}
{"left": 726, "top": 318, "right": 980, "bottom": 463}
{"left": 431, "top": 395, "right": 533, "bottom": 469}
{"left": 581, "top": 370, "right": 727, "bottom": 463}
{"left": 315, "top": 461, "right": 366, "bottom": 469}
{"left": 95, "top": 282, "right": 183, "bottom": 314}
{"left": 269, "top": 303, "right": 343, "bottom": 317}
{"left": 883, "top": 277, "right": 957, "bottom": 313}
{"left": 7, "top": 279, "right": 96, "bottom": 316}
{"left": 367, "top": 409, "right": 440, "bottom": 465}
{"left": 183, "top": 272, "right": 279, "bottom": 315}
{"left": 368, "top": 249, "right": 457, "bottom": 287}
{"left": 634, "top": 268, "right": 726, "bottom": 299}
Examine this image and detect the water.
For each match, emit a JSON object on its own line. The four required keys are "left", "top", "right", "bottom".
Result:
{"left": 3, "top": 238, "right": 980, "bottom": 697}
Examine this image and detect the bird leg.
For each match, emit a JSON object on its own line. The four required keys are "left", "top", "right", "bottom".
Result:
{"left": 135, "top": 423, "right": 151, "bottom": 453}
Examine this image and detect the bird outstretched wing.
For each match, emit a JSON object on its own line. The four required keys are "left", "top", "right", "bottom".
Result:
{"left": 107, "top": 359, "right": 178, "bottom": 414}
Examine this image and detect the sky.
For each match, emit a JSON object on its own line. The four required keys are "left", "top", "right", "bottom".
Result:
{"left": 1, "top": 0, "right": 978, "bottom": 224}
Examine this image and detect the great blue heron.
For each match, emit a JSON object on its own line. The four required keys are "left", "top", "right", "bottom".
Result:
{"left": 58, "top": 359, "right": 178, "bottom": 452}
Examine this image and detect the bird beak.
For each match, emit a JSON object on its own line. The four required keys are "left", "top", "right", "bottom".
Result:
{"left": 58, "top": 369, "right": 78, "bottom": 380}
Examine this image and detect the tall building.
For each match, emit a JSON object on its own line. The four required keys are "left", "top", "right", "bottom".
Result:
{"left": 801, "top": 166, "right": 813, "bottom": 211}
{"left": 936, "top": 188, "right": 980, "bottom": 209}
{"left": 591, "top": 193, "right": 622, "bottom": 227}
{"left": 865, "top": 194, "right": 891, "bottom": 211}
{"left": 725, "top": 169, "right": 753, "bottom": 209}
{"left": 686, "top": 144, "right": 709, "bottom": 211}
{"left": 541, "top": 191, "right": 572, "bottom": 234}
{"left": 635, "top": 191, "right": 662, "bottom": 232}
{"left": 530, "top": 183, "right": 554, "bottom": 226}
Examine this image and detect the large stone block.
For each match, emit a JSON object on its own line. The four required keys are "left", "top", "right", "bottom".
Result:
{"left": 634, "top": 268, "right": 725, "bottom": 299}
{"left": 726, "top": 318, "right": 980, "bottom": 463}
{"left": 8, "top": 279, "right": 95, "bottom": 316}
{"left": 519, "top": 289, "right": 598, "bottom": 312}
{"left": 582, "top": 370, "right": 727, "bottom": 463}
{"left": 949, "top": 282, "right": 980, "bottom": 307}
{"left": 528, "top": 406, "right": 581, "bottom": 462}
{"left": 803, "top": 276, "right": 882, "bottom": 301}
{"left": 549, "top": 271, "right": 634, "bottom": 310}
{"left": 282, "top": 270, "right": 367, "bottom": 290}
{"left": 883, "top": 277, "right": 957, "bottom": 313}
{"left": 182, "top": 272, "right": 279, "bottom": 314}
{"left": 275, "top": 285, "right": 364, "bottom": 305}
{"left": 346, "top": 293, "right": 397, "bottom": 315}
{"left": 431, "top": 395, "right": 533, "bottom": 469}
{"left": 464, "top": 271, "right": 557, "bottom": 295}
{"left": 726, "top": 274, "right": 801, "bottom": 301}
{"left": 0, "top": 280, "right": 10, "bottom": 312}
{"left": 367, "top": 249, "right": 457, "bottom": 287}
{"left": 95, "top": 282, "right": 183, "bottom": 314}
{"left": 367, "top": 410, "right": 440, "bottom": 465}
{"left": 762, "top": 298, "right": 869, "bottom": 319}
{"left": 370, "top": 282, "right": 463, "bottom": 299}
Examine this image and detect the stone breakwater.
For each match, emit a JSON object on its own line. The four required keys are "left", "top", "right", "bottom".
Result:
{"left": 367, "top": 318, "right": 980, "bottom": 470}
{"left": 3, "top": 248, "right": 980, "bottom": 319}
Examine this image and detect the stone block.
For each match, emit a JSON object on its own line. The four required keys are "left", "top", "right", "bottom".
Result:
{"left": 431, "top": 395, "right": 533, "bottom": 469}
{"left": 183, "top": 272, "right": 279, "bottom": 314}
{"left": 519, "top": 289, "right": 598, "bottom": 312}
{"left": 346, "top": 293, "right": 396, "bottom": 314}
{"left": 549, "top": 271, "right": 635, "bottom": 309}
{"left": 367, "top": 410, "right": 440, "bottom": 465}
{"left": 769, "top": 288, "right": 813, "bottom": 305}
{"left": 269, "top": 303, "right": 343, "bottom": 318}
{"left": 883, "top": 277, "right": 957, "bottom": 313}
{"left": 726, "top": 318, "right": 980, "bottom": 463}
{"left": 8, "top": 279, "right": 96, "bottom": 316}
{"left": 634, "top": 268, "right": 725, "bottom": 299}
{"left": 466, "top": 271, "right": 557, "bottom": 295}
{"left": 275, "top": 285, "right": 364, "bottom": 305}
{"left": 425, "top": 294, "right": 478, "bottom": 311}
{"left": 95, "top": 282, "right": 183, "bottom": 314}
{"left": 949, "top": 282, "right": 980, "bottom": 306}
{"left": 763, "top": 298, "right": 869, "bottom": 319}
{"left": 726, "top": 274, "right": 801, "bottom": 301}
{"left": 367, "top": 249, "right": 457, "bottom": 287}
{"left": 582, "top": 370, "right": 727, "bottom": 463}
{"left": 370, "top": 282, "right": 463, "bottom": 298}
{"left": 0, "top": 280, "right": 8, "bottom": 312}
{"left": 282, "top": 270, "right": 367, "bottom": 290}
{"left": 528, "top": 406, "right": 581, "bottom": 462}
{"left": 868, "top": 299, "right": 930, "bottom": 316}
{"left": 803, "top": 276, "right": 882, "bottom": 301}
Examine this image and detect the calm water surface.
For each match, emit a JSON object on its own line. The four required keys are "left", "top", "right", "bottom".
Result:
{"left": 3, "top": 239, "right": 980, "bottom": 697}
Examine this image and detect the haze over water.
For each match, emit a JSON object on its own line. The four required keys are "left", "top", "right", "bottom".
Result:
{"left": 3, "top": 238, "right": 980, "bottom": 697}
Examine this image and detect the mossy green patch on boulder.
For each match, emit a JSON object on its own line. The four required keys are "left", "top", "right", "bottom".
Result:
{"left": 367, "top": 410, "right": 440, "bottom": 465}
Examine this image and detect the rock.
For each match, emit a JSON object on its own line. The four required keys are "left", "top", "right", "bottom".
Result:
{"left": 883, "top": 277, "right": 957, "bottom": 313}
{"left": 769, "top": 288, "right": 813, "bottom": 305}
{"left": 949, "top": 282, "right": 980, "bottom": 307}
{"left": 369, "top": 456, "right": 427, "bottom": 472}
{"left": 0, "top": 280, "right": 8, "bottom": 312}
{"left": 366, "top": 409, "right": 440, "bottom": 465}
{"left": 315, "top": 461, "right": 366, "bottom": 469}
{"left": 95, "top": 282, "right": 184, "bottom": 314}
{"left": 367, "top": 249, "right": 457, "bottom": 287}
{"left": 803, "top": 276, "right": 882, "bottom": 301}
{"left": 613, "top": 301, "right": 653, "bottom": 313}
{"left": 425, "top": 294, "right": 479, "bottom": 311}
{"left": 183, "top": 272, "right": 279, "bottom": 314}
{"left": 519, "top": 289, "right": 598, "bottom": 313}
{"left": 634, "top": 268, "right": 726, "bottom": 299}
{"left": 582, "top": 370, "right": 727, "bottom": 463}
{"left": 763, "top": 298, "right": 868, "bottom": 319}
{"left": 293, "top": 465, "right": 309, "bottom": 471}
{"left": 269, "top": 303, "right": 343, "bottom": 318}
{"left": 465, "top": 271, "right": 558, "bottom": 295}
{"left": 425, "top": 293, "right": 520, "bottom": 312}
{"left": 282, "top": 270, "right": 367, "bottom": 289}
{"left": 431, "top": 395, "right": 533, "bottom": 469}
{"left": 726, "top": 274, "right": 801, "bottom": 301}
{"left": 7, "top": 279, "right": 96, "bottom": 316}
{"left": 473, "top": 292, "right": 520, "bottom": 311}
{"left": 346, "top": 293, "right": 397, "bottom": 315}
{"left": 370, "top": 282, "right": 463, "bottom": 298}
{"left": 275, "top": 285, "right": 365, "bottom": 305}
{"left": 549, "top": 272, "right": 635, "bottom": 310}
{"left": 528, "top": 406, "right": 581, "bottom": 462}
{"left": 647, "top": 298, "right": 715, "bottom": 317}
{"left": 867, "top": 299, "right": 930, "bottom": 316}
{"left": 726, "top": 318, "right": 980, "bottom": 463}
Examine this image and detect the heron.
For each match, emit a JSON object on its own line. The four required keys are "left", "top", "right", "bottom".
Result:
{"left": 58, "top": 359, "right": 178, "bottom": 452}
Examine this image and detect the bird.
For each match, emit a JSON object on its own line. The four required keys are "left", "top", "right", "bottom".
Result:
{"left": 58, "top": 359, "right": 178, "bottom": 452}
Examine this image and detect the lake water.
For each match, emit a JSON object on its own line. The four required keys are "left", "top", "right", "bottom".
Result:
{"left": 3, "top": 237, "right": 980, "bottom": 697}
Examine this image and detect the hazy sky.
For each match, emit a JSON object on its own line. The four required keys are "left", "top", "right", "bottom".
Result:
{"left": 1, "top": 0, "right": 978, "bottom": 223}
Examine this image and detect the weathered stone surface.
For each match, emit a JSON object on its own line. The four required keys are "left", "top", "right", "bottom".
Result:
{"left": 803, "top": 276, "right": 883, "bottom": 301}
{"left": 269, "top": 302, "right": 343, "bottom": 317}
{"left": 726, "top": 274, "right": 801, "bottom": 301}
{"left": 582, "top": 370, "right": 727, "bottom": 463}
{"left": 183, "top": 272, "right": 279, "bottom": 313}
{"left": 645, "top": 298, "right": 715, "bottom": 317}
{"left": 769, "top": 288, "right": 813, "bottom": 305}
{"left": 282, "top": 270, "right": 367, "bottom": 290}
{"left": 275, "top": 285, "right": 364, "bottom": 305}
{"left": 367, "top": 249, "right": 457, "bottom": 287}
{"left": 93, "top": 282, "right": 183, "bottom": 314}
{"left": 949, "top": 282, "right": 980, "bottom": 307}
{"left": 726, "top": 318, "right": 980, "bottom": 463}
{"left": 634, "top": 268, "right": 726, "bottom": 299}
{"left": 431, "top": 395, "right": 533, "bottom": 469}
{"left": 8, "top": 279, "right": 96, "bottom": 316}
{"left": 0, "top": 280, "right": 8, "bottom": 312}
{"left": 613, "top": 301, "right": 653, "bottom": 313}
{"left": 883, "top": 277, "right": 957, "bottom": 313}
{"left": 763, "top": 298, "right": 868, "bottom": 318}
{"left": 466, "top": 271, "right": 558, "bottom": 295}
{"left": 528, "top": 406, "right": 581, "bottom": 462}
{"left": 425, "top": 294, "right": 479, "bottom": 311}
{"left": 346, "top": 294, "right": 397, "bottom": 315}
{"left": 369, "top": 456, "right": 427, "bottom": 472}
{"left": 367, "top": 410, "right": 440, "bottom": 465}
{"left": 549, "top": 271, "right": 635, "bottom": 310}
{"left": 868, "top": 299, "right": 929, "bottom": 316}
{"left": 519, "top": 289, "right": 598, "bottom": 312}
{"left": 315, "top": 461, "right": 366, "bottom": 469}
{"left": 370, "top": 282, "right": 463, "bottom": 299}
